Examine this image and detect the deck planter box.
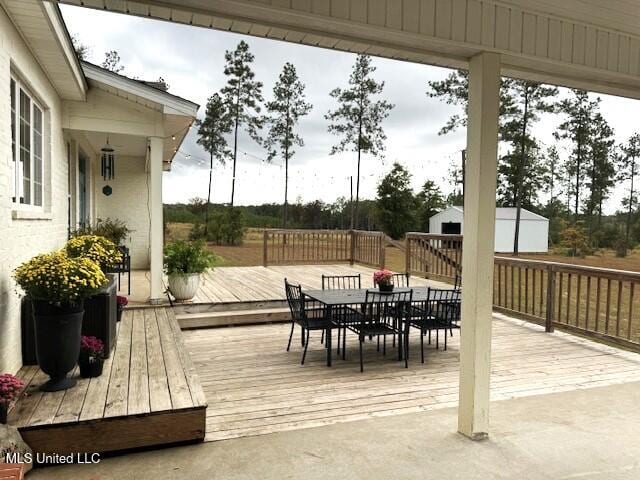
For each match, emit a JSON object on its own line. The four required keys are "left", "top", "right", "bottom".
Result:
{"left": 82, "top": 274, "right": 118, "bottom": 358}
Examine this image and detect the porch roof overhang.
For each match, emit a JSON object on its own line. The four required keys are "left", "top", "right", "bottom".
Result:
{"left": 54, "top": 0, "right": 640, "bottom": 99}
{"left": 2, "top": 0, "right": 86, "bottom": 100}
{"left": 65, "top": 62, "right": 199, "bottom": 169}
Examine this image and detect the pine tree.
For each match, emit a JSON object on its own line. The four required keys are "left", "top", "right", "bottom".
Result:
{"left": 196, "top": 93, "right": 232, "bottom": 235}
{"left": 499, "top": 80, "right": 558, "bottom": 254}
{"left": 220, "top": 40, "right": 264, "bottom": 206}
{"left": 617, "top": 133, "right": 640, "bottom": 248}
{"left": 585, "top": 112, "right": 615, "bottom": 240}
{"left": 375, "top": 163, "right": 416, "bottom": 239}
{"left": 326, "top": 54, "right": 394, "bottom": 229}
{"left": 554, "top": 89, "right": 600, "bottom": 219}
{"left": 264, "top": 63, "right": 312, "bottom": 228}
{"left": 102, "top": 50, "right": 124, "bottom": 73}
{"left": 416, "top": 180, "right": 446, "bottom": 232}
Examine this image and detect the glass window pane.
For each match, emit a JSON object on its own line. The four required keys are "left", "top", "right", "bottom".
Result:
{"left": 10, "top": 79, "right": 16, "bottom": 200}
{"left": 33, "top": 106, "right": 43, "bottom": 206}
{"left": 19, "top": 89, "right": 31, "bottom": 204}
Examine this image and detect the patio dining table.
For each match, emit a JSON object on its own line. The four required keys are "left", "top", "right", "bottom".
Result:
{"left": 304, "top": 287, "right": 461, "bottom": 366}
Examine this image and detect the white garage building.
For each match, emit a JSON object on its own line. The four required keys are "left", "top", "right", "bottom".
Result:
{"left": 429, "top": 206, "right": 549, "bottom": 253}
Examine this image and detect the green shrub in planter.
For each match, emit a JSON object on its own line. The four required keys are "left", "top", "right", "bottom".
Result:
{"left": 165, "top": 241, "right": 218, "bottom": 301}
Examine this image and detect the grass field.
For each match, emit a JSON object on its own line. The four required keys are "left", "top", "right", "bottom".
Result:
{"left": 167, "top": 222, "right": 640, "bottom": 272}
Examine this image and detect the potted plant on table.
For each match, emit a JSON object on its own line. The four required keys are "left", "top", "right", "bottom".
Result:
{"left": 65, "top": 235, "right": 122, "bottom": 272}
{"left": 165, "top": 240, "right": 217, "bottom": 301}
{"left": 79, "top": 336, "right": 105, "bottom": 378}
{"left": 13, "top": 251, "right": 106, "bottom": 391}
{"left": 373, "top": 269, "right": 395, "bottom": 293}
{"left": 0, "top": 374, "right": 25, "bottom": 424}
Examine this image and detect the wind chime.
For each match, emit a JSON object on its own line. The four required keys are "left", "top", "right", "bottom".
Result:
{"left": 101, "top": 136, "right": 115, "bottom": 180}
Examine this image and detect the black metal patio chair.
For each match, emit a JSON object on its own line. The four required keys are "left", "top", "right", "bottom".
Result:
{"left": 108, "top": 245, "right": 131, "bottom": 295}
{"left": 284, "top": 279, "right": 338, "bottom": 365}
{"left": 321, "top": 274, "right": 362, "bottom": 355}
{"left": 346, "top": 289, "right": 413, "bottom": 372}
{"left": 407, "top": 288, "right": 461, "bottom": 362}
{"left": 391, "top": 272, "right": 410, "bottom": 287}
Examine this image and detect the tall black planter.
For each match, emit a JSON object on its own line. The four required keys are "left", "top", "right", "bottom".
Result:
{"left": 33, "top": 300, "right": 84, "bottom": 392}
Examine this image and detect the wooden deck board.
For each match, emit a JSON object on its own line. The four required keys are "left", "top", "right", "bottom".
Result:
{"left": 183, "top": 313, "right": 640, "bottom": 442}
{"left": 192, "top": 264, "right": 436, "bottom": 305}
{"left": 9, "top": 307, "right": 206, "bottom": 455}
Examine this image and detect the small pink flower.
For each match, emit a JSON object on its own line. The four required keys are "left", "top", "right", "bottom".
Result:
{"left": 80, "top": 335, "right": 104, "bottom": 357}
{"left": 0, "top": 373, "right": 25, "bottom": 403}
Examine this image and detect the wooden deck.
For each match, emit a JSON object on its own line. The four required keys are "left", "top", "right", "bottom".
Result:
{"left": 9, "top": 308, "right": 206, "bottom": 455}
{"left": 184, "top": 314, "right": 640, "bottom": 442}
{"left": 191, "top": 264, "right": 436, "bottom": 304}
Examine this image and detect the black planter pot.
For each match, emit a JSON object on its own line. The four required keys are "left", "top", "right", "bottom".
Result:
{"left": 378, "top": 283, "right": 394, "bottom": 293}
{"left": 79, "top": 355, "right": 104, "bottom": 378}
{"left": 33, "top": 300, "right": 84, "bottom": 392}
{"left": 0, "top": 402, "right": 7, "bottom": 424}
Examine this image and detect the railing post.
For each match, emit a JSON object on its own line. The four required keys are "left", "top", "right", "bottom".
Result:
{"left": 379, "top": 233, "right": 386, "bottom": 269}
{"left": 263, "top": 229, "right": 268, "bottom": 267}
{"left": 349, "top": 230, "right": 355, "bottom": 265}
{"left": 545, "top": 264, "right": 556, "bottom": 333}
{"left": 405, "top": 235, "right": 410, "bottom": 274}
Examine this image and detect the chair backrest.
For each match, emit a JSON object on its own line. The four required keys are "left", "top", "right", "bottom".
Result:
{"left": 284, "top": 279, "right": 305, "bottom": 322}
{"left": 391, "top": 273, "right": 410, "bottom": 287}
{"left": 424, "top": 287, "right": 461, "bottom": 320}
{"left": 322, "top": 274, "right": 361, "bottom": 290}
{"left": 362, "top": 289, "right": 413, "bottom": 325}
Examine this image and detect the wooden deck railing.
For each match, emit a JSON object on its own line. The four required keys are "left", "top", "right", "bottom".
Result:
{"left": 262, "top": 229, "right": 385, "bottom": 268}
{"left": 405, "top": 233, "right": 462, "bottom": 282}
{"left": 405, "top": 232, "right": 640, "bottom": 351}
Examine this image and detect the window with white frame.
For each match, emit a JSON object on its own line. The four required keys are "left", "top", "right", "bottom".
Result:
{"left": 10, "top": 76, "right": 44, "bottom": 207}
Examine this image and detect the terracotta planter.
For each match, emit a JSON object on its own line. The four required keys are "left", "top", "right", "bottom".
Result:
{"left": 32, "top": 300, "right": 83, "bottom": 392}
{"left": 168, "top": 273, "right": 201, "bottom": 301}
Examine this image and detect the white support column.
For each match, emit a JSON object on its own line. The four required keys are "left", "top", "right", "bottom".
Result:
{"left": 148, "top": 137, "right": 164, "bottom": 304}
{"left": 458, "top": 52, "right": 501, "bottom": 440}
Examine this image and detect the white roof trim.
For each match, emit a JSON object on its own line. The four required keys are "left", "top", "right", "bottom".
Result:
{"left": 82, "top": 62, "right": 199, "bottom": 117}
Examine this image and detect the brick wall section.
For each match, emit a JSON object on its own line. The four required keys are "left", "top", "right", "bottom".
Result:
{"left": 0, "top": 9, "right": 71, "bottom": 373}
{"left": 94, "top": 155, "right": 151, "bottom": 269}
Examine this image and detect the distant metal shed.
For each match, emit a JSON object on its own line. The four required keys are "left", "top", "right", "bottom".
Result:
{"left": 429, "top": 206, "right": 549, "bottom": 253}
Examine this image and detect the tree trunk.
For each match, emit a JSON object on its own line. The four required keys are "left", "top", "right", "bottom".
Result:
{"left": 230, "top": 87, "right": 241, "bottom": 207}
{"left": 513, "top": 88, "right": 529, "bottom": 256}
{"left": 627, "top": 156, "right": 636, "bottom": 248}
{"left": 284, "top": 146, "right": 289, "bottom": 229}
{"left": 353, "top": 112, "right": 363, "bottom": 230}
{"left": 205, "top": 150, "right": 214, "bottom": 236}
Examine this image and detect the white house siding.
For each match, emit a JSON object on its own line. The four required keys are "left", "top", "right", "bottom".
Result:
{"left": 0, "top": 8, "right": 70, "bottom": 374}
{"left": 94, "top": 155, "right": 151, "bottom": 269}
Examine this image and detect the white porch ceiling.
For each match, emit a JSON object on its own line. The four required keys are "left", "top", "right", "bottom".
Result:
{"left": 52, "top": 0, "right": 640, "bottom": 99}
{"left": 2, "top": 0, "right": 86, "bottom": 100}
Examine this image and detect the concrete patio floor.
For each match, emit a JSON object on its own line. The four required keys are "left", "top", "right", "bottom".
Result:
{"left": 31, "top": 379, "right": 640, "bottom": 480}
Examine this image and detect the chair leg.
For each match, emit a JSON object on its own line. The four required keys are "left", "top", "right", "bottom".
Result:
{"left": 383, "top": 335, "right": 386, "bottom": 355}
{"left": 342, "top": 327, "right": 347, "bottom": 360}
{"left": 286, "top": 322, "right": 295, "bottom": 352}
{"left": 420, "top": 327, "right": 424, "bottom": 363}
{"left": 444, "top": 327, "right": 448, "bottom": 351}
{"left": 337, "top": 327, "right": 341, "bottom": 355}
{"left": 436, "top": 329, "right": 439, "bottom": 349}
{"left": 404, "top": 328, "right": 409, "bottom": 368}
{"left": 301, "top": 329, "right": 310, "bottom": 365}
{"left": 450, "top": 328, "right": 453, "bottom": 337}
{"left": 428, "top": 330, "right": 432, "bottom": 345}
{"left": 377, "top": 336, "right": 380, "bottom": 352}
{"left": 392, "top": 334, "right": 396, "bottom": 348}
{"left": 321, "top": 330, "right": 325, "bottom": 345}
{"left": 301, "top": 327, "right": 306, "bottom": 346}
{"left": 359, "top": 335, "right": 364, "bottom": 373}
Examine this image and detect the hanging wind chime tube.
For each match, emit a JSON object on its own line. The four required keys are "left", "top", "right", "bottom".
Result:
{"left": 101, "top": 136, "right": 115, "bottom": 180}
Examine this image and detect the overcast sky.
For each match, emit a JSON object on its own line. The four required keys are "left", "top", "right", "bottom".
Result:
{"left": 61, "top": 5, "right": 639, "bottom": 214}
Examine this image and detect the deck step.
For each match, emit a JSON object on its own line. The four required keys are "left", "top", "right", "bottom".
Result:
{"left": 177, "top": 307, "right": 291, "bottom": 329}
